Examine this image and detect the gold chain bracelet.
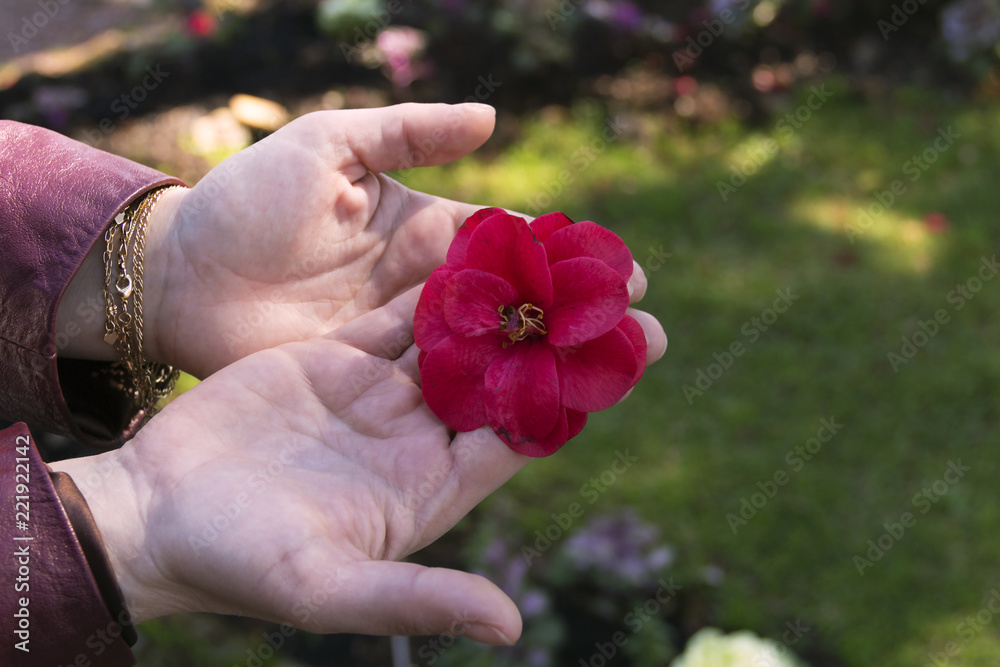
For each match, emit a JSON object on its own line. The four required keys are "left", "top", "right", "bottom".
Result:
{"left": 103, "top": 185, "right": 185, "bottom": 416}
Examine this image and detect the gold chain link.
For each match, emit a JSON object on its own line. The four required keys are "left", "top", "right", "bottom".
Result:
{"left": 103, "top": 185, "right": 184, "bottom": 417}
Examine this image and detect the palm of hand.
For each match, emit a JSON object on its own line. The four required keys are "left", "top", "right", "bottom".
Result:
{"left": 120, "top": 319, "right": 523, "bottom": 640}
{"left": 155, "top": 107, "right": 492, "bottom": 378}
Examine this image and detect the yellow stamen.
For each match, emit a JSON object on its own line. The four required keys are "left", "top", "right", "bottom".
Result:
{"left": 499, "top": 303, "right": 547, "bottom": 343}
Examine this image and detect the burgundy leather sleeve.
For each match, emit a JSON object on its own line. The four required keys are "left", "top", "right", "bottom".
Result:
{"left": 1, "top": 423, "right": 135, "bottom": 666}
{"left": 0, "top": 120, "right": 185, "bottom": 448}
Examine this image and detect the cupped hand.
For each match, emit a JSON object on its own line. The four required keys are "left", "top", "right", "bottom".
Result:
{"left": 144, "top": 103, "right": 500, "bottom": 379}
{"left": 50, "top": 286, "right": 666, "bottom": 643}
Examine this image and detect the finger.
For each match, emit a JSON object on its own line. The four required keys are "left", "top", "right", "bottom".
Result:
{"left": 397, "top": 343, "right": 421, "bottom": 382}
{"left": 628, "top": 260, "right": 647, "bottom": 303}
{"left": 328, "top": 103, "right": 497, "bottom": 177}
{"left": 327, "top": 286, "right": 421, "bottom": 358}
{"left": 385, "top": 189, "right": 513, "bottom": 278}
{"left": 450, "top": 427, "right": 531, "bottom": 508}
{"left": 627, "top": 307, "right": 667, "bottom": 364}
{"left": 323, "top": 561, "right": 521, "bottom": 645}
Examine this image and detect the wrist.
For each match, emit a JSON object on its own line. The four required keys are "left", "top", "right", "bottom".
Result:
{"left": 54, "top": 186, "right": 189, "bottom": 369}
{"left": 55, "top": 238, "right": 117, "bottom": 362}
{"left": 138, "top": 185, "right": 189, "bottom": 368}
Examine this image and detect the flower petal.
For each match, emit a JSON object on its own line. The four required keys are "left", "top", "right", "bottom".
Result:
{"left": 485, "top": 342, "right": 560, "bottom": 445}
{"left": 446, "top": 207, "right": 508, "bottom": 267}
{"left": 566, "top": 408, "right": 587, "bottom": 440}
{"left": 529, "top": 211, "right": 574, "bottom": 242}
{"left": 443, "top": 270, "right": 518, "bottom": 338}
{"left": 464, "top": 213, "right": 553, "bottom": 307}
{"left": 544, "top": 221, "right": 634, "bottom": 280}
{"left": 506, "top": 406, "right": 588, "bottom": 457}
{"left": 421, "top": 334, "right": 503, "bottom": 431}
{"left": 556, "top": 327, "right": 638, "bottom": 412}
{"left": 546, "top": 257, "right": 628, "bottom": 348}
{"left": 414, "top": 268, "right": 456, "bottom": 351}
{"left": 616, "top": 314, "right": 648, "bottom": 384}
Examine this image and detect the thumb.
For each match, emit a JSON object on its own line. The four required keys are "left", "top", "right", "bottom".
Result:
{"left": 334, "top": 102, "right": 496, "bottom": 174}
{"left": 319, "top": 561, "right": 521, "bottom": 645}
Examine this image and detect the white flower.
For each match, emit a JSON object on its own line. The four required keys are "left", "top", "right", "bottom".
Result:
{"left": 671, "top": 627, "right": 807, "bottom": 667}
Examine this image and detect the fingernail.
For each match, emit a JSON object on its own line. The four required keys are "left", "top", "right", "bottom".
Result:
{"left": 463, "top": 102, "right": 496, "bottom": 115}
{"left": 490, "top": 627, "right": 514, "bottom": 646}
{"left": 465, "top": 624, "right": 514, "bottom": 645}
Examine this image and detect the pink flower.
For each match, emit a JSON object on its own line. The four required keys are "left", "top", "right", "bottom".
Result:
{"left": 375, "top": 26, "right": 429, "bottom": 87}
{"left": 414, "top": 209, "right": 647, "bottom": 457}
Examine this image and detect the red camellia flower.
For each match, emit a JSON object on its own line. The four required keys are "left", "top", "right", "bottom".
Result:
{"left": 414, "top": 208, "right": 647, "bottom": 457}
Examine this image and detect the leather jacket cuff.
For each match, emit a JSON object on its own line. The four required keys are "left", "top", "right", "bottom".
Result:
{"left": 49, "top": 470, "right": 138, "bottom": 647}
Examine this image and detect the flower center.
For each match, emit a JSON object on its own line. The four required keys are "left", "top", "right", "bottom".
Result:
{"left": 498, "top": 303, "right": 547, "bottom": 345}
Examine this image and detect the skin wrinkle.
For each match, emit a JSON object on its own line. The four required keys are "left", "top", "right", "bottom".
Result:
{"left": 184, "top": 500, "right": 303, "bottom": 618}
{"left": 251, "top": 534, "right": 326, "bottom": 615}
{"left": 354, "top": 178, "right": 409, "bottom": 308}
{"left": 273, "top": 455, "right": 394, "bottom": 569}
{"left": 118, "top": 448, "right": 204, "bottom": 617}
{"left": 388, "top": 114, "right": 412, "bottom": 175}
{"left": 399, "top": 568, "right": 445, "bottom": 635}
{"left": 147, "top": 192, "right": 188, "bottom": 366}
{"left": 341, "top": 165, "right": 378, "bottom": 216}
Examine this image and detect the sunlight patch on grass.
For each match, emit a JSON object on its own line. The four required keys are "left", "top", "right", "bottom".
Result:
{"left": 889, "top": 613, "right": 1000, "bottom": 666}
{"left": 788, "top": 195, "right": 941, "bottom": 274}
{"left": 722, "top": 133, "right": 781, "bottom": 177}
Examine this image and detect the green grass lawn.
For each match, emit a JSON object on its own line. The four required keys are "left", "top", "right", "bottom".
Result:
{"left": 395, "top": 81, "right": 1000, "bottom": 666}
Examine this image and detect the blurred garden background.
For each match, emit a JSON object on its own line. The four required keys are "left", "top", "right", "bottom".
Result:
{"left": 4, "top": 0, "right": 1000, "bottom": 665}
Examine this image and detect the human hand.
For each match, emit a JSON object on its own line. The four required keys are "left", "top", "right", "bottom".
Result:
{"left": 140, "top": 103, "right": 501, "bottom": 379}
{"left": 50, "top": 286, "right": 666, "bottom": 642}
